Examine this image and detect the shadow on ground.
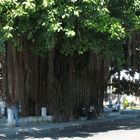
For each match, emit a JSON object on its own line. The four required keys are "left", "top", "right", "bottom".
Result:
{"left": 1, "top": 118, "right": 140, "bottom": 140}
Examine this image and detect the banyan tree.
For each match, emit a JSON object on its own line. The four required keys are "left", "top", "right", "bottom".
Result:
{"left": 0, "top": 0, "right": 140, "bottom": 120}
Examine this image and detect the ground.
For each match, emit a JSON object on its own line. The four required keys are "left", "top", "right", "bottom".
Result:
{"left": 1, "top": 117, "right": 140, "bottom": 140}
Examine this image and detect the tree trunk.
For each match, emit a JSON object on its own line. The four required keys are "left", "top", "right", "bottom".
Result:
{"left": 1, "top": 40, "right": 110, "bottom": 120}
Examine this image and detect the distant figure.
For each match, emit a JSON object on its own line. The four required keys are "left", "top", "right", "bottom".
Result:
{"left": 113, "top": 102, "right": 120, "bottom": 112}
{"left": 12, "top": 101, "right": 19, "bottom": 127}
{"left": 4, "top": 107, "right": 7, "bottom": 118}
{"left": 109, "top": 100, "right": 113, "bottom": 108}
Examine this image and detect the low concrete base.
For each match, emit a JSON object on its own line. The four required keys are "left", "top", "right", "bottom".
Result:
{"left": 19, "top": 115, "right": 53, "bottom": 125}
{"left": 104, "top": 112, "right": 120, "bottom": 117}
{"left": 121, "top": 110, "right": 140, "bottom": 114}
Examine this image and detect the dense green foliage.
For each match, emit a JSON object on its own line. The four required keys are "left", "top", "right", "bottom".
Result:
{"left": 111, "top": 69, "right": 140, "bottom": 95}
{"left": 112, "top": 77, "right": 140, "bottom": 95}
{"left": 0, "top": 0, "right": 140, "bottom": 60}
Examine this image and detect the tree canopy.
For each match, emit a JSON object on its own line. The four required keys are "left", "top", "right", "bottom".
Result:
{"left": 0, "top": 0, "right": 140, "bottom": 65}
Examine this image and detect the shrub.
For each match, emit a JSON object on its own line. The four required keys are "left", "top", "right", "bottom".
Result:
{"left": 123, "top": 99, "right": 129, "bottom": 109}
{"left": 129, "top": 101, "right": 136, "bottom": 109}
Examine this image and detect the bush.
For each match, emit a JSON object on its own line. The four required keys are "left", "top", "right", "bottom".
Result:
{"left": 129, "top": 101, "right": 136, "bottom": 109}
{"left": 123, "top": 99, "right": 129, "bottom": 109}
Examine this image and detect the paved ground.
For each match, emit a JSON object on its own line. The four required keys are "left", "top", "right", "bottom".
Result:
{"left": 0, "top": 111, "right": 140, "bottom": 140}
{"left": 1, "top": 117, "right": 140, "bottom": 140}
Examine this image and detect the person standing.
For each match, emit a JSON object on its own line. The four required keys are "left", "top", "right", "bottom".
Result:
{"left": 12, "top": 101, "right": 19, "bottom": 127}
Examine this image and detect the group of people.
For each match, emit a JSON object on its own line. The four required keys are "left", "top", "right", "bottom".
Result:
{"left": 81, "top": 105, "right": 97, "bottom": 119}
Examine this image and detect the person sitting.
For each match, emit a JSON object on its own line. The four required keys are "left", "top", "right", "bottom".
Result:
{"left": 113, "top": 102, "right": 120, "bottom": 112}
{"left": 88, "top": 105, "right": 96, "bottom": 119}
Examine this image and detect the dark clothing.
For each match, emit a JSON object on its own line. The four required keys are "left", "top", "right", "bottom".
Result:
{"left": 12, "top": 105, "right": 19, "bottom": 127}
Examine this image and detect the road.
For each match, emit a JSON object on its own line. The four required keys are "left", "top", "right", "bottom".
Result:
{"left": 1, "top": 117, "right": 140, "bottom": 140}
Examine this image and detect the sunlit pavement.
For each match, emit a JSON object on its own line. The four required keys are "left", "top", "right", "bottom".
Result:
{"left": 24, "top": 129, "right": 140, "bottom": 140}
